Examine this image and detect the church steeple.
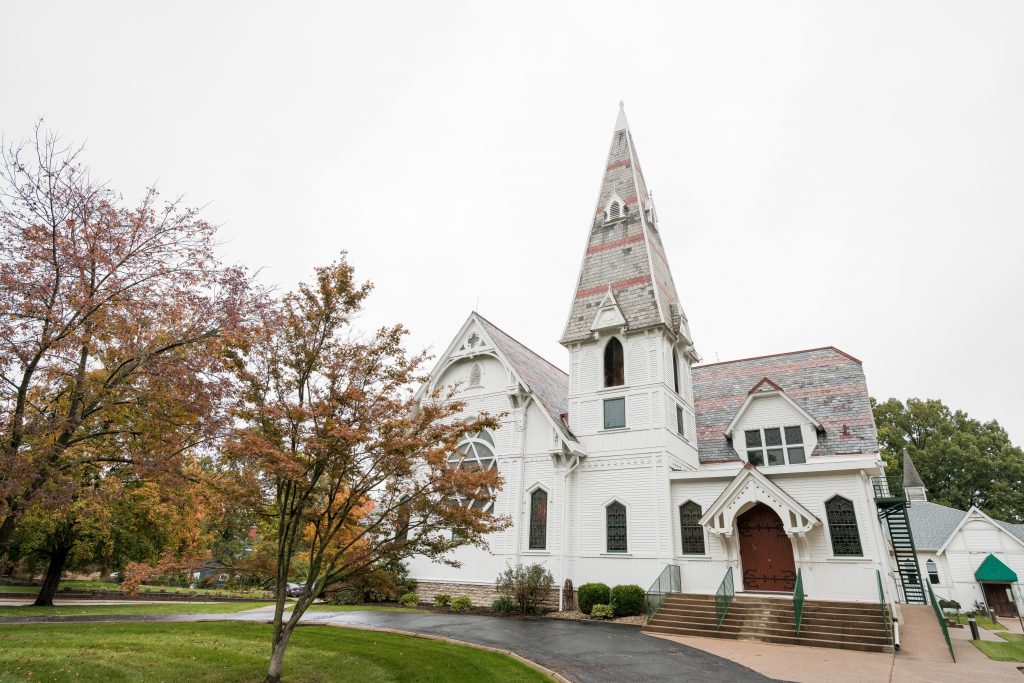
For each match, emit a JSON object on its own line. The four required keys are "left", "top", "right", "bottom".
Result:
{"left": 560, "top": 104, "right": 695, "bottom": 357}
{"left": 902, "top": 449, "right": 927, "bottom": 502}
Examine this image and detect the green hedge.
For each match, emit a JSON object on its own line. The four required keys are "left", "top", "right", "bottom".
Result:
{"left": 610, "top": 585, "right": 645, "bottom": 617}
{"left": 577, "top": 583, "right": 610, "bottom": 615}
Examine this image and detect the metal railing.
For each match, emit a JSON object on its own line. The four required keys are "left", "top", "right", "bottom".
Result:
{"left": 927, "top": 580, "right": 955, "bottom": 662}
{"left": 876, "top": 569, "right": 894, "bottom": 648}
{"left": 870, "top": 476, "right": 906, "bottom": 501}
{"left": 645, "top": 564, "right": 681, "bottom": 622}
{"left": 715, "top": 567, "right": 735, "bottom": 630}
{"left": 793, "top": 569, "right": 805, "bottom": 635}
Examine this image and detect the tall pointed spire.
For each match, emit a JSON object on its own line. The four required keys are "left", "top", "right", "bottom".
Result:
{"left": 560, "top": 105, "right": 695, "bottom": 356}
{"left": 902, "top": 449, "right": 927, "bottom": 501}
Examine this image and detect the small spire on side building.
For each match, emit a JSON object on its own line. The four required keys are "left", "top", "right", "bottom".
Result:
{"left": 902, "top": 448, "right": 927, "bottom": 502}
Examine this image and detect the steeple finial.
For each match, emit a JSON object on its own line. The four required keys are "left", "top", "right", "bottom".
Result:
{"left": 902, "top": 448, "right": 927, "bottom": 501}
{"left": 614, "top": 101, "right": 629, "bottom": 132}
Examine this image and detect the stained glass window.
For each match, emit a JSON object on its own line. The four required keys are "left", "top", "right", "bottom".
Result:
{"left": 448, "top": 431, "right": 497, "bottom": 513}
{"left": 606, "top": 501, "right": 627, "bottom": 553}
{"left": 825, "top": 496, "right": 862, "bottom": 556}
{"left": 679, "top": 501, "right": 705, "bottom": 554}
{"left": 529, "top": 489, "right": 547, "bottom": 550}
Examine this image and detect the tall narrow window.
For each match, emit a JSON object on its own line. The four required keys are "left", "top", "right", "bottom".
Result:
{"left": 825, "top": 496, "right": 863, "bottom": 556}
{"left": 468, "top": 363, "right": 481, "bottom": 388}
{"left": 672, "top": 351, "right": 681, "bottom": 394}
{"left": 676, "top": 405, "right": 685, "bottom": 436}
{"left": 926, "top": 559, "right": 940, "bottom": 585}
{"left": 679, "top": 501, "right": 705, "bottom": 554}
{"left": 396, "top": 495, "right": 411, "bottom": 542}
{"left": 606, "top": 501, "right": 627, "bottom": 553}
{"left": 529, "top": 489, "right": 548, "bottom": 550}
{"left": 604, "top": 338, "right": 624, "bottom": 387}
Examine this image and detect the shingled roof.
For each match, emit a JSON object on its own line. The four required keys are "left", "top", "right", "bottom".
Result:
{"left": 560, "top": 104, "right": 692, "bottom": 347}
{"left": 906, "top": 501, "right": 968, "bottom": 550}
{"left": 692, "top": 347, "right": 879, "bottom": 464}
{"left": 474, "top": 314, "right": 576, "bottom": 443}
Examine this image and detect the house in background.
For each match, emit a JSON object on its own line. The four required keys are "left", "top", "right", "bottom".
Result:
{"left": 902, "top": 452, "right": 1024, "bottom": 618}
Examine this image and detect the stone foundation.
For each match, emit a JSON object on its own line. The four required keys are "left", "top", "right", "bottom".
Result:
{"left": 415, "top": 580, "right": 563, "bottom": 610}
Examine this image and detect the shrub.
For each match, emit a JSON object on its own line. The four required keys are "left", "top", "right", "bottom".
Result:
{"left": 590, "top": 604, "right": 615, "bottom": 620}
{"left": 939, "top": 598, "right": 961, "bottom": 611}
{"left": 495, "top": 563, "right": 555, "bottom": 614}
{"left": 577, "top": 583, "right": 610, "bottom": 615}
{"left": 491, "top": 596, "right": 516, "bottom": 613}
{"left": 434, "top": 593, "right": 452, "bottom": 608}
{"left": 327, "top": 587, "right": 360, "bottom": 605}
{"left": 399, "top": 591, "right": 419, "bottom": 607}
{"left": 610, "top": 584, "right": 645, "bottom": 617}
{"left": 451, "top": 595, "right": 472, "bottom": 612}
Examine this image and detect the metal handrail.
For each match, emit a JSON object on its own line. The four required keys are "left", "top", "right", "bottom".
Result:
{"left": 927, "top": 580, "right": 956, "bottom": 662}
{"left": 876, "top": 569, "right": 893, "bottom": 648}
{"left": 715, "top": 567, "right": 735, "bottom": 630}
{"left": 793, "top": 569, "right": 804, "bottom": 635}
{"left": 645, "top": 564, "right": 681, "bottom": 622}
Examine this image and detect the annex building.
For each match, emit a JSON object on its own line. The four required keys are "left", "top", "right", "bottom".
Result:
{"left": 408, "top": 105, "right": 924, "bottom": 648}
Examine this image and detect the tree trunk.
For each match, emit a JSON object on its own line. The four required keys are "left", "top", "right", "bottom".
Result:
{"left": 33, "top": 542, "right": 71, "bottom": 607}
{"left": 264, "top": 627, "right": 293, "bottom": 683}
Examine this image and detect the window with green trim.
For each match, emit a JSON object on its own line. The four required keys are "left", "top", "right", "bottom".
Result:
{"left": 825, "top": 495, "right": 863, "bottom": 556}
{"left": 679, "top": 501, "right": 704, "bottom": 554}
{"left": 606, "top": 501, "right": 627, "bottom": 552}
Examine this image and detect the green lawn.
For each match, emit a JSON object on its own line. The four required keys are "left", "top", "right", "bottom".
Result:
{"left": 0, "top": 622, "right": 550, "bottom": 682}
{"left": 0, "top": 602, "right": 272, "bottom": 617}
{"left": 972, "top": 637, "right": 1024, "bottom": 662}
{"left": 0, "top": 580, "right": 271, "bottom": 599}
{"left": 949, "top": 613, "right": 1006, "bottom": 631}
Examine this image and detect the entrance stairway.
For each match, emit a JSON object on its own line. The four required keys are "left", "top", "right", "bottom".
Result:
{"left": 643, "top": 593, "right": 895, "bottom": 653}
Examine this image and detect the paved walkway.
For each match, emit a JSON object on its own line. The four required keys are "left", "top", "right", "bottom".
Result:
{"left": 0, "top": 606, "right": 778, "bottom": 682}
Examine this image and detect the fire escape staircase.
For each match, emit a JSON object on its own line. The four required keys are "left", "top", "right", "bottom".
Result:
{"left": 872, "top": 476, "right": 926, "bottom": 605}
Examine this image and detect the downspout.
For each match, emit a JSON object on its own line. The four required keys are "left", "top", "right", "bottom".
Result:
{"left": 558, "top": 452, "right": 580, "bottom": 611}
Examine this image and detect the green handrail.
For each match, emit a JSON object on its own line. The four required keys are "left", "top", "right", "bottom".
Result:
{"left": 793, "top": 569, "right": 804, "bottom": 635}
{"left": 645, "top": 564, "right": 681, "bottom": 622}
{"left": 927, "top": 580, "right": 955, "bottom": 662}
{"left": 876, "top": 570, "right": 893, "bottom": 648}
{"left": 715, "top": 567, "right": 734, "bottom": 630}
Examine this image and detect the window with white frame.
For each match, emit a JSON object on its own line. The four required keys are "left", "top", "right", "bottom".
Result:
{"left": 468, "top": 363, "right": 481, "bottom": 388}
{"left": 606, "top": 501, "right": 627, "bottom": 552}
{"left": 676, "top": 405, "right": 685, "bottom": 437}
{"left": 926, "top": 559, "right": 939, "bottom": 584}
{"left": 743, "top": 426, "right": 806, "bottom": 466}
{"left": 446, "top": 430, "right": 497, "bottom": 513}
{"left": 603, "top": 397, "right": 626, "bottom": 430}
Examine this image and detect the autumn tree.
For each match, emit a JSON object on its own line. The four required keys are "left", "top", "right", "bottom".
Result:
{"left": 226, "top": 256, "right": 509, "bottom": 683}
{"left": 0, "top": 124, "right": 254, "bottom": 596}
{"left": 873, "top": 397, "right": 1024, "bottom": 521}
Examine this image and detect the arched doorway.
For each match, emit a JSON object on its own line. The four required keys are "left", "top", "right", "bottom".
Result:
{"left": 737, "top": 503, "right": 797, "bottom": 592}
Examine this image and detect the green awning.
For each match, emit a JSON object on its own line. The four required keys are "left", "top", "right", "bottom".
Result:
{"left": 975, "top": 554, "right": 1018, "bottom": 583}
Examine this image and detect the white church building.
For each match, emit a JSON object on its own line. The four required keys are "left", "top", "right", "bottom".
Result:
{"left": 408, "top": 105, "right": 905, "bottom": 612}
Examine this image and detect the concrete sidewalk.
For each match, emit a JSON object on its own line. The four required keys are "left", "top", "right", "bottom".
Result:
{"left": 648, "top": 604, "right": 1024, "bottom": 683}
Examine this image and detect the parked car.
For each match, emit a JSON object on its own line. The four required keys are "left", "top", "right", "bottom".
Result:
{"left": 286, "top": 582, "right": 305, "bottom": 598}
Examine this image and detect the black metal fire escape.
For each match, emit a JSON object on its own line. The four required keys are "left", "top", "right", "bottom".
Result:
{"left": 872, "top": 476, "right": 926, "bottom": 605}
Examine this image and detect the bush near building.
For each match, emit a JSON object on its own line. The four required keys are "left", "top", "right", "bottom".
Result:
{"left": 577, "top": 583, "right": 610, "bottom": 615}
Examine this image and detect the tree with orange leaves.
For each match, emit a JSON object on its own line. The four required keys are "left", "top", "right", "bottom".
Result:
{"left": 0, "top": 125, "right": 256, "bottom": 602}
{"left": 226, "top": 255, "right": 509, "bottom": 683}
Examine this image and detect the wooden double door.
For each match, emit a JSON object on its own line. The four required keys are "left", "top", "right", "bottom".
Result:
{"left": 983, "top": 583, "right": 1018, "bottom": 618}
{"left": 738, "top": 503, "right": 797, "bottom": 592}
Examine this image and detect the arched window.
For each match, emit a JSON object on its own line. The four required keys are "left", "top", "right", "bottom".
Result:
{"left": 396, "top": 495, "right": 411, "bottom": 542}
{"left": 468, "top": 363, "right": 481, "bottom": 388}
{"left": 926, "top": 559, "right": 940, "bottom": 585}
{"left": 606, "top": 501, "right": 627, "bottom": 553}
{"left": 679, "top": 501, "right": 705, "bottom": 554}
{"left": 609, "top": 201, "right": 621, "bottom": 219}
{"left": 529, "top": 488, "right": 548, "bottom": 550}
{"left": 604, "top": 337, "right": 624, "bottom": 387}
{"left": 447, "top": 430, "right": 497, "bottom": 513}
{"left": 825, "top": 496, "right": 863, "bottom": 556}
{"left": 672, "top": 350, "right": 681, "bottom": 395}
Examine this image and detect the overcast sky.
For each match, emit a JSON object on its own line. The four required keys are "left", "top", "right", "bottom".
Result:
{"left": 5, "top": 1, "right": 1023, "bottom": 443}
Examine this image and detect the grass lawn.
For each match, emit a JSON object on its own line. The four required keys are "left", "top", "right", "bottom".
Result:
{"left": 0, "top": 602, "right": 272, "bottom": 617}
{"left": 949, "top": 613, "right": 1006, "bottom": 631}
{"left": 972, "top": 637, "right": 1024, "bottom": 662}
{"left": 0, "top": 580, "right": 270, "bottom": 599}
{"left": 0, "top": 622, "right": 550, "bottom": 682}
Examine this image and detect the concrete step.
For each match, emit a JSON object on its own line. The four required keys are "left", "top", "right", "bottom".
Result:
{"left": 643, "top": 623, "right": 895, "bottom": 654}
{"left": 648, "top": 614, "right": 890, "bottom": 639}
{"left": 658, "top": 602, "right": 888, "bottom": 622}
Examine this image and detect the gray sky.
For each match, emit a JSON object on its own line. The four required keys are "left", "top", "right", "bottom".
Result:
{"left": 5, "top": 1, "right": 1023, "bottom": 443}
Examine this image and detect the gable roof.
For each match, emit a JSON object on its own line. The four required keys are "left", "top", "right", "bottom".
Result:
{"left": 692, "top": 347, "right": 878, "bottom": 464}
{"left": 561, "top": 104, "right": 693, "bottom": 348}
{"left": 473, "top": 314, "right": 577, "bottom": 444}
{"left": 905, "top": 501, "right": 967, "bottom": 550}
